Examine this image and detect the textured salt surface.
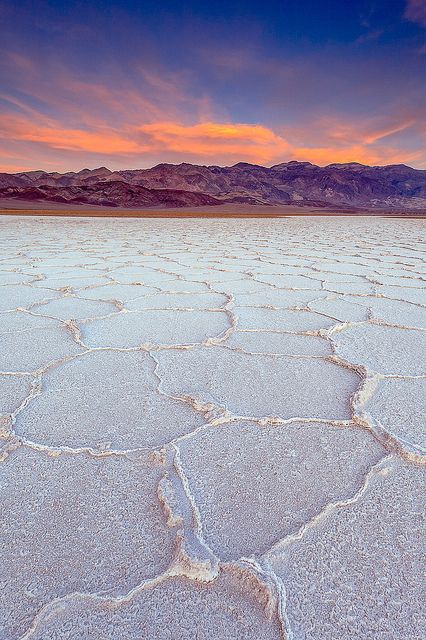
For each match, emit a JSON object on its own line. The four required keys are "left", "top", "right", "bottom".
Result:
{"left": 226, "top": 331, "right": 332, "bottom": 356}
{"left": 1, "top": 447, "right": 175, "bottom": 640}
{"left": 15, "top": 350, "right": 205, "bottom": 449}
{"left": 21, "top": 567, "right": 283, "bottom": 640}
{"left": 81, "top": 309, "right": 230, "bottom": 347}
{"left": 0, "top": 215, "right": 424, "bottom": 640}
{"left": 268, "top": 458, "right": 425, "bottom": 640}
{"left": 31, "top": 296, "right": 118, "bottom": 320}
{"left": 154, "top": 347, "right": 358, "bottom": 420}
{"left": 178, "top": 420, "right": 385, "bottom": 559}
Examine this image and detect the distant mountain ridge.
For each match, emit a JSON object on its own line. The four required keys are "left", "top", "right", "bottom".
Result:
{"left": 1, "top": 161, "right": 426, "bottom": 210}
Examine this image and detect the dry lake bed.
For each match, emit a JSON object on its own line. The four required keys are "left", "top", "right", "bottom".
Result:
{"left": 0, "top": 214, "right": 425, "bottom": 639}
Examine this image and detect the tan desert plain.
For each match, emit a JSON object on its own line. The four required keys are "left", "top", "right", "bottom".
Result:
{"left": 0, "top": 210, "right": 425, "bottom": 640}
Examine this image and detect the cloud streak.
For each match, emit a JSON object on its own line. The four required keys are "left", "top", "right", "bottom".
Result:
{"left": 1, "top": 109, "right": 423, "bottom": 170}
{"left": 1, "top": 8, "right": 426, "bottom": 172}
{"left": 405, "top": 0, "right": 426, "bottom": 28}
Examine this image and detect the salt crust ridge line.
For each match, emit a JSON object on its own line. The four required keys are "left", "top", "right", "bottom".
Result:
{"left": 261, "top": 454, "right": 394, "bottom": 559}
{"left": 1, "top": 218, "right": 424, "bottom": 639}
{"left": 1, "top": 316, "right": 425, "bottom": 464}
{"left": 11, "top": 450, "right": 400, "bottom": 640}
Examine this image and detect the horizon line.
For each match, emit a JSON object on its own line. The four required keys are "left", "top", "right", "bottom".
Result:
{"left": 3, "top": 159, "right": 423, "bottom": 176}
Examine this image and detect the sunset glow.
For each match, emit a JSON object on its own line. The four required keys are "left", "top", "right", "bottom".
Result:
{"left": 1, "top": 0, "right": 425, "bottom": 171}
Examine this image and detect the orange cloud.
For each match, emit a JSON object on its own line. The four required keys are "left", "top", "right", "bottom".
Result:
{"left": 138, "top": 121, "right": 423, "bottom": 166}
{"left": 0, "top": 115, "right": 144, "bottom": 154}
{"left": 290, "top": 144, "right": 422, "bottom": 167}
{"left": 26, "top": 127, "right": 142, "bottom": 154}
{"left": 1, "top": 45, "right": 425, "bottom": 170}
{"left": 313, "top": 115, "right": 417, "bottom": 146}
{"left": 0, "top": 116, "right": 293, "bottom": 164}
{"left": 2, "top": 36, "right": 426, "bottom": 172}
{"left": 278, "top": 112, "right": 425, "bottom": 166}
{"left": 0, "top": 111, "right": 425, "bottom": 169}
{"left": 0, "top": 163, "right": 32, "bottom": 173}
{"left": 139, "top": 121, "right": 290, "bottom": 163}
{"left": 0, "top": 51, "right": 215, "bottom": 130}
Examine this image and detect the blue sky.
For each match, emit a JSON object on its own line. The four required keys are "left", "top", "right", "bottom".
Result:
{"left": 0, "top": 0, "right": 425, "bottom": 171}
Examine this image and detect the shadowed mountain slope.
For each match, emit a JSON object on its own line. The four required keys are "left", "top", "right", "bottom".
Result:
{"left": 1, "top": 161, "right": 426, "bottom": 210}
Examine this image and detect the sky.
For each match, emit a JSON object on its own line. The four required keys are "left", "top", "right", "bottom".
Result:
{"left": 0, "top": 0, "right": 425, "bottom": 172}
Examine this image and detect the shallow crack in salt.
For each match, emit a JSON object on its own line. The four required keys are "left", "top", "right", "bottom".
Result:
{"left": 262, "top": 454, "right": 394, "bottom": 559}
{"left": 158, "top": 443, "right": 220, "bottom": 582}
{"left": 1, "top": 214, "right": 425, "bottom": 640}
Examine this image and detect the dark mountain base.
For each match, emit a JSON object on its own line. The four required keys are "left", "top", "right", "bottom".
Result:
{"left": 1, "top": 160, "right": 426, "bottom": 211}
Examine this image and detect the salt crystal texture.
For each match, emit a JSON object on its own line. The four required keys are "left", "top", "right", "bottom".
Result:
{"left": 0, "top": 214, "right": 424, "bottom": 640}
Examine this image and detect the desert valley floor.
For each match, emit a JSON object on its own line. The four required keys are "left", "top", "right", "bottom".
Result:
{"left": 0, "top": 215, "right": 425, "bottom": 640}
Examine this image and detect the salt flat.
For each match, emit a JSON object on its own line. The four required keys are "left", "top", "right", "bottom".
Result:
{"left": 0, "top": 215, "right": 425, "bottom": 640}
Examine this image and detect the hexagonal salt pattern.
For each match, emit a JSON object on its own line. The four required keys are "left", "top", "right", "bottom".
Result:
{"left": 0, "top": 374, "right": 33, "bottom": 415}
{"left": 0, "top": 447, "right": 175, "bottom": 640}
{"left": 0, "top": 214, "right": 424, "bottom": 640}
{"left": 0, "top": 312, "right": 84, "bottom": 372}
{"left": 15, "top": 350, "right": 205, "bottom": 449}
{"left": 364, "top": 377, "right": 426, "bottom": 455}
{"left": 177, "top": 420, "right": 385, "bottom": 559}
{"left": 333, "top": 323, "right": 426, "bottom": 375}
{"left": 81, "top": 309, "right": 231, "bottom": 348}
{"left": 155, "top": 347, "right": 359, "bottom": 420}
{"left": 268, "top": 459, "right": 425, "bottom": 640}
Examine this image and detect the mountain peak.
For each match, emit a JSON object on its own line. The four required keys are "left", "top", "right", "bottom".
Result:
{"left": 231, "top": 162, "right": 265, "bottom": 169}
{"left": 1, "top": 160, "right": 425, "bottom": 211}
{"left": 271, "top": 161, "right": 317, "bottom": 170}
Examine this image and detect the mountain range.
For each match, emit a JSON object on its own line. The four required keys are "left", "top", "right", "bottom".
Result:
{"left": 1, "top": 161, "right": 426, "bottom": 211}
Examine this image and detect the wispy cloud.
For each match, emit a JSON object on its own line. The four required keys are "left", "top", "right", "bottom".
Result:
{"left": 355, "top": 29, "right": 384, "bottom": 45}
{"left": 138, "top": 122, "right": 290, "bottom": 164}
{"left": 1, "top": 28, "right": 426, "bottom": 171}
{"left": 405, "top": 0, "right": 426, "bottom": 27}
{"left": 0, "top": 115, "right": 145, "bottom": 154}
{"left": 0, "top": 110, "right": 422, "bottom": 170}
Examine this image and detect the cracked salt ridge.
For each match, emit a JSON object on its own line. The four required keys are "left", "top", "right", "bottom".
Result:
{"left": 266, "top": 457, "right": 426, "bottom": 640}
{"left": 149, "top": 279, "right": 211, "bottom": 293}
{"left": 373, "top": 273, "right": 426, "bottom": 287}
{"left": 0, "top": 312, "right": 84, "bottom": 373}
{"left": 323, "top": 321, "right": 426, "bottom": 463}
{"left": 233, "top": 288, "right": 330, "bottom": 307}
{"left": 75, "top": 282, "right": 159, "bottom": 301}
{"left": 175, "top": 420, "right": 386, "bottom": 560}
{"left": 377, "top": 284, "right": 426, "bottom": 305}
{"left": 29, "top": 295, "right": 120, "bottom": 321}
{"left": 28, "top": 265, "right": 106, "bottom": 277}
{"left": 0, "top": 284, "right": 64, "bottom": 312}
{"left": 0, "top": 373, "right": 34, "bottom": 444}
{"left": 331, "top": 321, "right": 426, "bottom": 376}
{"left": 323, "top": 280, "right": 377, "bottom": 295}
{"left": 352, "top": 373, "right": 426, "bottom": 463}
{"left": 363, "top": 377, "right": 426, "bottom": 454}
{"left": 0, "top": 446, "right": 177, "bottom": 640}
{"left": 17, "top": 565, "right": 284, "bottom": 640}
{"left": 253, "top": 274, "right": 324, "bottom": 290}
{"left": 225, "top": 331, "right": 332, "bottom": 356}
{"left": 308, "top": 296, "right": 370, "bottom": 323}
{"left": 355, "top": 296, "right": 426, "bottom": 329}
{"left": 31, "top": 275, "right": 110, "bottom": 290}
{"left": 125, "top": 291, "right": 228, "bottom": 311}
{"left": 234, "top": 306, "right": 337, "bottom": 332}
{"left": 0, "top": 272, "right": 35, "bottom": 286}
{"left": 0, "top": 220, "right": 426, "bottom": 637}
{"left": 153, "top": 346, "right": 359, "bottom": 421}
{"left": 79, "top": 308, "right": 233, "bottom": 348}
{"left": 13, "top": 350, "right": 207, "bottom": 450}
